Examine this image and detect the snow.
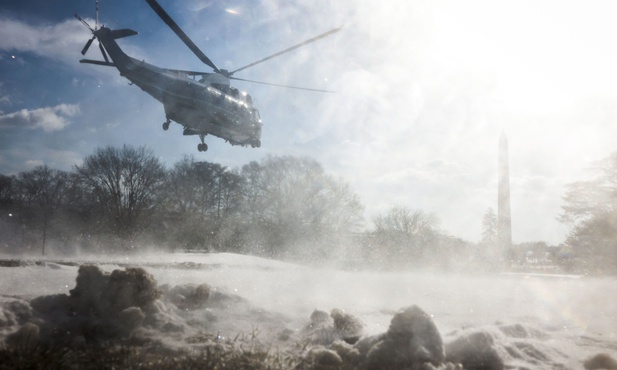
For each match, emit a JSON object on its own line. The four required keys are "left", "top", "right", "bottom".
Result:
{"left": 0, "top": 252, "right": 615, "bottom": 369}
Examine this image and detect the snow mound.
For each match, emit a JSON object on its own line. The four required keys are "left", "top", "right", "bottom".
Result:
{"left": 69, "top": 265, "right": 160, "bottom": 317}
{"left": 0, "top": 262, "right": 615, "bottom": 370}
{"left": 364, "top": 305, "right": 445, "bottom": 369}
{"left": 0, "top": 264, "right": 291, "bottom": 353}
{"left": 161, "top": 283, "right": 211, "bottom": 310}
{"left": 4, "top": 265, "right": 161, "bottom": 347}
{"left": 584, "top": 353, "right": 617, "bottom": 370}
{"left": 299, "top": 305, "right": 462, "bottom": 369}
{"left": 302, "top": 308, "right": 365, "bottom": 345}
{"left": 296, "top": 305, "right": 617, "bottom": 370}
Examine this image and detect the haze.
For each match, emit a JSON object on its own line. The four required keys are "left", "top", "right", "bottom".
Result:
{"left": 2, "top": 1, "right": 617, "bottom": 245}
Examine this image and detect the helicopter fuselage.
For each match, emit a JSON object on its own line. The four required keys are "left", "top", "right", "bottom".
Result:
{"left": 77, "top": 0, "right": 339, "bottom": 152}
{"left": 92, "top": 26, "right": 262, "bottom": 148}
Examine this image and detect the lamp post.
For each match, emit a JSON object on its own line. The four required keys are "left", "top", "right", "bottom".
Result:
{"left": 21, "top": 222, "right": 26, "bottom": 250}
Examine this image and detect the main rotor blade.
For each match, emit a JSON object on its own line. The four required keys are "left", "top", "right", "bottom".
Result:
{"left": 230, "top": 26, "right": 343, "bottom": 75}
{"left": 145, "top": 0, "right": 219, "bottom": 72}
{"left": 230, "top": 76, "right": 335, "bottom": 93}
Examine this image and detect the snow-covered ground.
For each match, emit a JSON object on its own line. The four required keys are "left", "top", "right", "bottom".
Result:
{"left": 0, "top": 252, "right": 615, "bottom": 369}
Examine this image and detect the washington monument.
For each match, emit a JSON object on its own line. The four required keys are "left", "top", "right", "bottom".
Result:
{"left": 498, "top": 132, "right": 512, "bottom": 250}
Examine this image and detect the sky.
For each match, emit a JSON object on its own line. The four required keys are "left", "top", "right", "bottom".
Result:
{"left": 2, "top": 0, "right": 617, "bottom": 245}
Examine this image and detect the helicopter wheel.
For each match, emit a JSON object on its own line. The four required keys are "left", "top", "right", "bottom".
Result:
{"left": 197, "top": 143, "right": 208, "bottom": 152}
{"left": 162, "top": 119, "right": 170, "bottom": 131}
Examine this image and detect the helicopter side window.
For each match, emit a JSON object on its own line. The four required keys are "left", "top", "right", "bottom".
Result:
{"left": 251, "top": 108, "right": 260, "bottom": 121}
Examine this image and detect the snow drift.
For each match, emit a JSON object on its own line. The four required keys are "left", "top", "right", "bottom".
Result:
{"left": 0, "top": 253, "right": 616, "bottom": 369}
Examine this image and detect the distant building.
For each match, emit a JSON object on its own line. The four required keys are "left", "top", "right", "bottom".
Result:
{"left": 498, "top": 132, "right": 512, "bottom": 250}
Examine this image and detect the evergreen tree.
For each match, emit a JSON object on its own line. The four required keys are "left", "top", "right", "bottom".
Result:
{"left": 481, "top": 207, "right": 497, "bottom": 246}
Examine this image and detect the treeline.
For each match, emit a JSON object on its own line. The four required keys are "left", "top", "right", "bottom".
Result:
{"left": 0, "top": 145, "right": 476, "bottom": 269}
{"left": 0, "top": 146, "right": 362, "bottom": 258}
{"left": 3, "top": 145, "right": 617, "bottom": 272}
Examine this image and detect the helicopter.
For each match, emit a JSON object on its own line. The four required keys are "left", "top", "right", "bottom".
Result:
{"left": 75, "top": 0, "right": 341, "bottom": 152}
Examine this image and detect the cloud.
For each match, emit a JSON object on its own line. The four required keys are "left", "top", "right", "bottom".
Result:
{"left": 47, "top": 149, "right": 84, "bottom": 169}
{"left": 0, "top": 82, "right": 10, "bottom": 108}
{"left": 0, "top": 16, "right": 144, "bottom": 77}
{"left": 24, "top": 159, "right": 44, "bottom": 169}
{"left": 0, "top": 17, "right": 90, "bottom": 66}
{"left": 0, "top": 141, "right": 86, "bottom": 174}
{"left": 21, "top": 150, "right": 83, "bottom": 172}
{"left": 0, "top": 104, "right": 80, "bottom": 132}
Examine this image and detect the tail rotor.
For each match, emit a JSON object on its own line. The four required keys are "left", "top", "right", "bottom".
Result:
{"left": 81, "top": 36, "right": 95, "bottom": 55}
{"left": 75, "top": 0, "right": 105, "bottom": 59}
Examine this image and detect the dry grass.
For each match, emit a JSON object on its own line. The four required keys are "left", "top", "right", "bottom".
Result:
{"left": 0, "top": 341, "right": 290, "bottom": 370}
{"left": 0, "top": 338, "right": 366, "bottom": 370}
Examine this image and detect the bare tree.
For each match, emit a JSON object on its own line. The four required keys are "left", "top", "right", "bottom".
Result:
{"left": 162, "top": 156, "right": 242, "bottom": 250}
{"left": 374, "top": 207, "right": 438, "bottom": 237}
{"left": 164, "top": 156, "right": 241, "bottom": 217}
{"left": 559, "top": 152, "right": 617, "bottom": 272}
{"left": 75, "top": 145, "right": 165, "bottom": 241}
{"left": 13, "top": 166, "right": 70, "bottom": 254}
{"left": 373, "top": 206, "right": 440, "bottom": 267}
{"left": 0, "top": 174, "right": 13, "bottom": 206}
{"left": 239, "top": 155, "right": 363, "bottom": 257}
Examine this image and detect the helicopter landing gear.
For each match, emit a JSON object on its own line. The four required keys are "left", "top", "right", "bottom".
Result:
{"left": 197, "top": 134, "right": 208, "bottom": 152}
{"left": 162, "top": 118, "right": 170, "bottom": 131}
